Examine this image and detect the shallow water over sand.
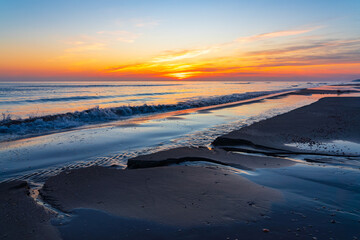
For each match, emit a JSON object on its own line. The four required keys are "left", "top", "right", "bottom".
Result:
{"left": 53, "top": 162, "right": 360, "bottom": 240}
{"left": 285, "top": 140, "right": 360, "bottom": 156}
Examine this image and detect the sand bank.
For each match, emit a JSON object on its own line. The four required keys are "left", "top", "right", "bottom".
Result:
{"left": 214, "top": 97, "right": 360, "bottom": 156}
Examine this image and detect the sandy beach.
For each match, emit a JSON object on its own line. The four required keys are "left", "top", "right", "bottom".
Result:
{"left": 1, "top": 85, "right": 360, "bottom": 240}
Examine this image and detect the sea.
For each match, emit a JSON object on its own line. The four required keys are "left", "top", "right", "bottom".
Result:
{"left": 0, "top": 80, "right": 345, "bottom": 183}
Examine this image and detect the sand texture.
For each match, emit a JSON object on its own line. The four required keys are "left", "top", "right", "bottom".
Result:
{"left": 40, "top": 165, "right": 281, "bottom": 226}
{"left": 0, "top": 181, "right": 60, "bottom": 240}
{"left": 214, "top": 97, "right": 360, "bottom": 156}
{"left": 128, "top": 146, "right": 294, "bottom": 169}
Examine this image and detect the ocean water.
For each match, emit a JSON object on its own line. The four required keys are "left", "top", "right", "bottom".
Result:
{"left": 0, "top": 81, "right": 323, "bottom": 118}
{"left": 0, "top": 81, "right": 325, "bottom": 139}
{"left": 0, "top": 80, "right": 345, "bottom": 182}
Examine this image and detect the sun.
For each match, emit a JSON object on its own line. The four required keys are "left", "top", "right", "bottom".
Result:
{"left": 165, "top": 71, "right": 202, "bottom": 79}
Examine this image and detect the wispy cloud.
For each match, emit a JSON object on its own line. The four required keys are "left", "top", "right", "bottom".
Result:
{"left": 97, "top": 30, "right": 140, "bottom": 43}
{"left": 145, "top": 27, "right": 321, "bottom": 65}
{"left": 56, "top": 24, "right": 350, "bottom": 80}
{"left": 245, "top": 39, "right": 360, "bottom": 56}
{"left": 236, "top": 27, "right": 320, "bottom": 43}
{"left": 105, "top": 32, "right": 360, "bottom": 79}
{"left": 151, "top": 49, "right": 212, "bottom": 63}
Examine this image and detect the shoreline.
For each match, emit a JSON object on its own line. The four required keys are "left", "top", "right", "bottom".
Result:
{"left": 1, "top": 84, "right": 360, "bottom": 239}
{"left": 0, "top": 86, "right": 330, "bottom": 183}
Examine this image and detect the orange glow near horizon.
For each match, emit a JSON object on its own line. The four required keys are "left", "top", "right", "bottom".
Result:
{"left": 82, "top": 29, "right": 360, "bottom": 80}
{"left": 1, "top": 25, "right": 360, "bottom": 81}
{"left": 102, "top": 34, "right": 360, "bottom": 80}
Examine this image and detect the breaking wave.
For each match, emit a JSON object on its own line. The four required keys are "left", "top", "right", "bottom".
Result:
{"left": 0, "top": 89, "right": 294, "bottom": 140}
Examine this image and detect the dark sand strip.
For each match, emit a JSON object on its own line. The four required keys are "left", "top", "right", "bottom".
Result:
{"left": 128, "top": 146, "right": 294, "bottom": 169}
{"left": 0, "top": 181, "right": 60, "bottom": 240}
{"left": 214, "top": 97, "right": 360, "bottom": 156}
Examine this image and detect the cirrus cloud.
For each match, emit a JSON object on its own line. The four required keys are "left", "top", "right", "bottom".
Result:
{"left": 97, "top": 30, "right": 141, "bottom": 43}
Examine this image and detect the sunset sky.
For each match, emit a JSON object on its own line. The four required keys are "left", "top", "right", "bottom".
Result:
{"left": 1, "top": 0, "right": 360, "bottom": 81}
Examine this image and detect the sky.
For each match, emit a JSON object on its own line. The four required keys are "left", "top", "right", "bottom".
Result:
{"left": 0, "top": 0, "right": 360, "bottom": 81}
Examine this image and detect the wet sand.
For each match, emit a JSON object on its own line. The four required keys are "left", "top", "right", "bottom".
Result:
{"left": 0, "top": 181, "right": 60, "bottom": 240}
{"left": 128, "top": 146, "right": 294, "bottom": 169}
{"left": 1, "top": 86, "right": 360, "bottom": 239}
{"left": 214, "top": 97, "right": 360, "bottom": 157}
{"left": 40, "top": 165, "right": 282, "bottom": 226}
